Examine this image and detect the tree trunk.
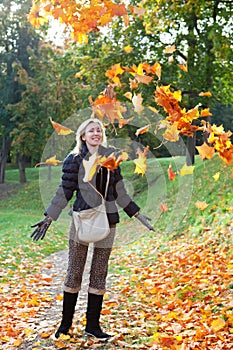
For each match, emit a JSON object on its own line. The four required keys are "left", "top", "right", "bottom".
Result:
{"left": 186, "top": 134, "right": 196, "bottom": 165}
{"left": 17, "top": 152, "right": 27, "bottom": 183}
{"left": 0, "top": 136, "right": 11, "bottom": 184}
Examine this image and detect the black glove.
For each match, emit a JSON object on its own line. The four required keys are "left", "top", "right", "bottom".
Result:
{"left": 135, "top": 213, "right": 155, "bottom": 231}
{"left": 30, "top": 216, "right": 52, "bottom": 241}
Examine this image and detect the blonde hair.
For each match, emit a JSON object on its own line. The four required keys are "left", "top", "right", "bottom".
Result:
{"left": 71, "top": 118, "right": 107, "bottom": 155}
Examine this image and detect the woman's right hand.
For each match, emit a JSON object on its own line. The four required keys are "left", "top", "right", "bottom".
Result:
{"left": 30, "top": 216, "right": 52, "bottom": 241}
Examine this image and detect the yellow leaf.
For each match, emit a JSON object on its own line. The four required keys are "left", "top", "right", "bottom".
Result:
{"left": 211, "top": 318, "right": 226, "bottom": 332}
{"left": 133, "top": 146, "right": 149, "bottom": 176}
{"left": 148, "top": 106, "right": 159, "bottom": 114}
{"left": 213, "top": 172, "right": 220, "bottom": 181}
{"left": 179, "top": 164, "right": 195, "bottom": 176}
{"left": 83, "top": 152, "right": 99, "bottom": 182}
{"left": 124, "top": 92, "right": 132, "bottom": 100}
{"left": 45, "top": 155, "right": 62, "bottom": 166}
{"left": 124, "top": 45, "right": 133, "bottom": 53}
{"left": 175, "top": 335, "right": 183, "bottom": 341}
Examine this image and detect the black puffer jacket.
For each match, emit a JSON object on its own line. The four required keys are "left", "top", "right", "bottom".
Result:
{"left": 45, "top": 144, "right": 140, "bottom": 225}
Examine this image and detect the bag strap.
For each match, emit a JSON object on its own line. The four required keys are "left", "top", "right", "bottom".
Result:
{"left": 88, "top": 168, "right": 110, "bottom": 201}
{"left": 104, "top": 169, "right": 110, "bottom": 199}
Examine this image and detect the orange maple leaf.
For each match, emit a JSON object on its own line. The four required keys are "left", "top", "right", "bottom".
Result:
{"left": 163, "top": 123, "right": 180, "bottom": 142}
{"left": 50, "top": 118, "right": 74, "bottom": 135}
{"left": 98, "top": 152, "right": 129, "bottom": 171}
{"left": 83, "top": 152, "right": 128, "bottom": 182}
{"left": 178, "top": 63, "right": 188, "bottom": 72}
{"left": 90, "top": 92, "right": 126, "bottom": 124}
{"left": 167, "top": 164, "right": 176, "bottom": 180}
{"left": 160, "top": 203, "right": 168, "bottom": 213}
{"left": 118, "top": 117, "right": 134, "bottom": 128}
{"left": 105, "top": 63, "right": 124, "bottom": 86}
{"left": 196, "top": 143, "right": 215, "bottom": 160}
{"left": 128, "top": 5, "right": 145, "bottom": 18}
{"left": 199, "top": 91, "right": 212, "bottom": 97}
{"left": 201, "top": 108, "right": 212, "bottom": 117}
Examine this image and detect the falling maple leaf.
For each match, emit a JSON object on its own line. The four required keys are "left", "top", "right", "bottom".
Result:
{"left": 124, "top": 45, "right": 133, "bottom": 53}
{"left": 124, "top": 91, "right": 132, "bottom": 100}
{"left": 199, "top": 91, "right": 212, "bottom": 97}
{"left": 163, "top": 123, "right": 180, "bottom": 142}
{"left": 195, "top": 200, "right": 209, "bottom": 210}
{"left": 50, "top": 118, "right": 74, "bottom": 135}
{"left": 129, "top": 78, "right": 139, "bottom": 89}
{"left": 132, "top": 93, "right": 144, "bottom": 114}
{"left": 167, "top": 164, "right": 176, "bottom": 180}
{"left": 231, "top": 168, "right": 233, "bottom": 178}
{"left": 83, "top": 152, "right": 99, "bottom": 182}
{"left": 133, "top": 146, "right": 149, "bottom": 176}
{"left": 196, "top": 143, "right": 215, "bottom": 160}
{"left": 105, "top": 63, "right": 124, "bottom": 86}
{"left": 135, "top": 124, "right": 151, "bottom": 137}
{"left": 213, "top": 172, "right": 220, "bottom": 181}
{"left": 118, "top": 117, "right": 134, "bottom": 128}
{"left": 90, "top": 91, "right": 126, "bottom": 124}
{"left": 160, "top": 203, "right": 168, "bottom": 213}
{"left": 98, "top": 152, "right": 129, "bottom": 171}
{"left": 148, "top": 106, "right": 159, "bottom": 114}
{"left": 83, "top": 152, "right": 128, "bottom": 182}
{"left": 134, "top": 74, "right": 153, "bottom": 84}
{"left": 164, "top": 45, "right": 176, "bottom": 54}
{"left": 178, "top": 63, "right": 188, "bottom": 72}
{"left": 201, "top": 108, "right": 212, "bottom": 117}
{"left": 35, "top": 155, "right": 62, "bottom": 168}
{"left": 179, "top": 164, "right": 195, "bottom": 176}
{"left": 128, "top": 5, "right": 145, "bottom": 18}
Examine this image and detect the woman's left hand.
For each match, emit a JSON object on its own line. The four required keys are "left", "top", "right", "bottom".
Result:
{"left": 135, "top": 213, "right": 155, "bottom": 231}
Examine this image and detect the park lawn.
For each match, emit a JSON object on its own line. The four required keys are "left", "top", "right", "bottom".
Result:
{"left": 0, "top": 155, "right": 232, "bottom": 280}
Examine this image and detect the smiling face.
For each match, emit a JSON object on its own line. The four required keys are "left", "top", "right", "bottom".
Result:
{"left": 82, "top": 122, "right": 103, "bottom": 150}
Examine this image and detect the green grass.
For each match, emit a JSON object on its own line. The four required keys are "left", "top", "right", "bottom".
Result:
{"left": 0, "top": 155, "right": 232, "bottom": 279}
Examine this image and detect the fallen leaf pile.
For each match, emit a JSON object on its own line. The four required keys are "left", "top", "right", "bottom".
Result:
{"left": 0, "top": 264, "right": 54, "bottom": 348}
{"left": 107, "top": 226, "right": 233, "bottom": 349}
{"left": 1, "top": 214, "right": 233, "bottom": 349}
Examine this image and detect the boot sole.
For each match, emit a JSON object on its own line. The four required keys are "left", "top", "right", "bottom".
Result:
{"left": 85, "top": 331, "right": 110, "bottom": 341}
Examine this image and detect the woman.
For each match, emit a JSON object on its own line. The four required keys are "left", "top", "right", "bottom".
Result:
{"left": 31, "top": 118, "right": 154, "bottom": 340}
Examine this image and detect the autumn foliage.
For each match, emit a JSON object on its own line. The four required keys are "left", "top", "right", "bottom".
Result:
{"left": 28, "top": 0, "right": 129, "bottom": 44}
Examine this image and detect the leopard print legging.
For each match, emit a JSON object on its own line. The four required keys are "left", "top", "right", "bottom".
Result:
{"left": 63, "top": 224, "right": 116, "bottom": 295}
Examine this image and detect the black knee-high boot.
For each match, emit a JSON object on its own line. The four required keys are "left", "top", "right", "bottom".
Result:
{"left": 55, "top": 291, "right": 78, "bottom": 339}
{"left": 85, "top": 293, "right": 110, "bottom": 340}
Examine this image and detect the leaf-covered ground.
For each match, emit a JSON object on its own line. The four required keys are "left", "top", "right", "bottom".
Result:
{"left": 1, "top": 213, "right": 233, "bottom": 349}
{"left": 1, "top": 157, "right": 232, "bottom": 349}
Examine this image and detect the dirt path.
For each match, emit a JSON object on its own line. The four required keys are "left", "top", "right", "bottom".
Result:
{"left": 17, "top": 248, "right": 99, "bottom": 350}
